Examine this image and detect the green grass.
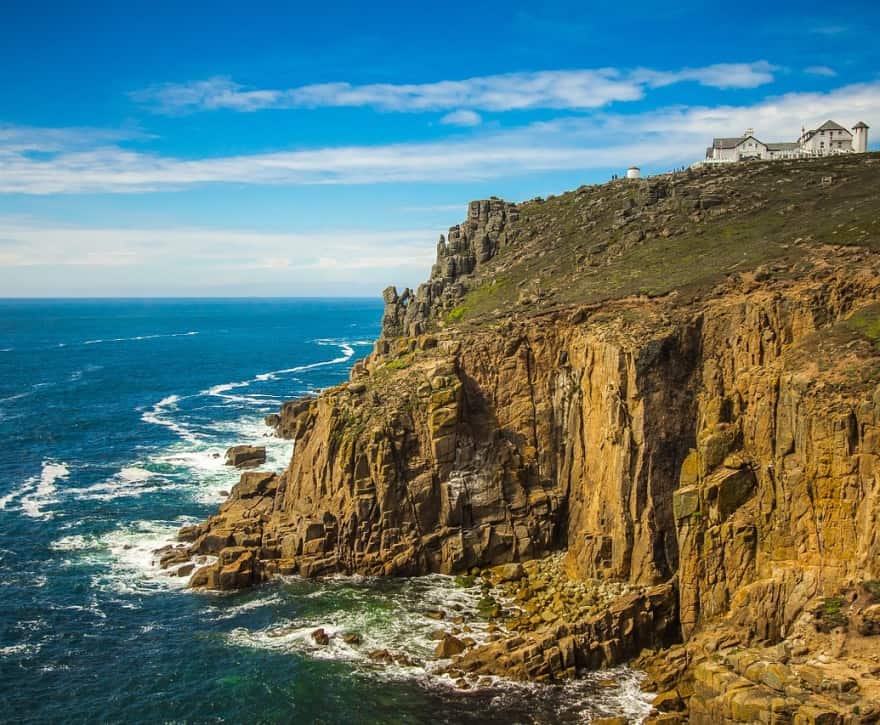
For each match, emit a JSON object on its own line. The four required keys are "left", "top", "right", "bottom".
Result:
{"left": 444, "top": 276, "right": 511, "bottom": 323}
{"left": 445, "top": 306, "right": 465, "bottom": 324}
{"left": 818, "top": 596, "right": 849, "bottom": 630}
{"left": 384, "top": 356, "right": 412, "bottom": 371}
{"left": 846, "top": 304, "right": 880, "bottom": 349}
{"left": 436, "top": 154, "right": 880, "bottom": 330}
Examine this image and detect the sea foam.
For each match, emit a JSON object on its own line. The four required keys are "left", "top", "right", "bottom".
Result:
{"left": 0, "top": 461, "right": 70, "bottom": 520}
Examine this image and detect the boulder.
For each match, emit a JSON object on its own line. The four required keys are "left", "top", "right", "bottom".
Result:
{"left": 311, "top": 628, "right": 330, "bottom": 645}
{"left": 490, "top": 562, "right": 525, "bottom": 584}
{"left": 224, "top": 445, "right": 267, "bottom": 468}
{"left": 231, "top": 471, "right": 277, "bottom": 499}
{"left": 176, "top": 524, "right": 204, "bottom": 543}
{"left": 216, "top": 547, "right": 257, "bottom": 590}
{"left": 434, "top": 634, "right": 466, "bottom": 658}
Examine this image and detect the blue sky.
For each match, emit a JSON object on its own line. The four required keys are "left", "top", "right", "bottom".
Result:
{"left": 1, "top": 0, "right": 878, "bottom": 296}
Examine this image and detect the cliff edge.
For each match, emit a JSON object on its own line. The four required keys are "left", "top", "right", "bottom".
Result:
{"left": 180, "top": 154, "right": 880, "bottom": 723}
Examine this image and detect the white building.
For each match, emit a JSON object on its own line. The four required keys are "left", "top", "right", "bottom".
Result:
{"left": 703, "top": 120, "right": 869, "bottom": 164}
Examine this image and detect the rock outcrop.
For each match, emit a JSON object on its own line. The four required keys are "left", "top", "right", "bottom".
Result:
{"left": 378, "top": 198, "right": 518, "bottom": 342}
{"left": 224, "top": 445, "right": 266, "bottom": 468}
{"left": 183, "top": 154, "right": 880, "bottom": 721}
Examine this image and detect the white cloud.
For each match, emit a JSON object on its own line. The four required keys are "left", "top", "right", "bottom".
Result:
{"left": 805, "top": 65, "right": 837, "bottom": 77}
{"left": 633, "top": 61, "right": 778, "bottom": 90}
{"left": 441, "top": 109, "right": 483, "bottom": 127}
{"left": 0, "top": 219, "right": 443, "bottom": 295}
{"left": 3, "top": 81, "right": 877, "bottom": 195}
{"left": 132, "top": 62, "right": 776, "bottom": 116}
{"left": 0, "top": 123, "right": 149, "bottom": 153}
{"left": 0, "top": 216, "right": 438, "bottom": 295}
{"left": 0, "top": 219, "right": 437, "bottom": 270}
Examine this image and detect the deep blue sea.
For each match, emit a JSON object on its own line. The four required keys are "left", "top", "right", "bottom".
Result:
{"left": 0, "top": 299, "right": 649, "bottom": 724}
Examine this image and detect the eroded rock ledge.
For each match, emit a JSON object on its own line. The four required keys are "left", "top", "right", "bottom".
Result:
{"left": 176, "top": 156, "right": 880, "bottom": 723}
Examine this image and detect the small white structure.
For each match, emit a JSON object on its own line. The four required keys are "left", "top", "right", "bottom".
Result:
{"left": 853, "top": 121, "right": 870, "bottom": 153}
{"left": 702, "top": 120, "right": 870, "bottom": 164}
{"left": 626, "top": 166, "right": 641, "bottom": 179}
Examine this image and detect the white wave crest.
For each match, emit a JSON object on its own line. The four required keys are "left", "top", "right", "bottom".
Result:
{"left": 55, "top": 518, "right": 205, "bottom": 595}
{"left": 83, "top": 331, "right": 199, "bottom": 345}
{"left": 202, "top": 341, "right": 356, "bottom": 409}
{"left": 70, "top": 466, "right": 167, "bottom": 502}
{"left": 225, "top": 574, "right": 498, "bottom": 678}
{"left": 0, "top": 461, "right": 70, "bottom": 520}
{"left": 141, "top": 394, "right": 201, "bottom": 443}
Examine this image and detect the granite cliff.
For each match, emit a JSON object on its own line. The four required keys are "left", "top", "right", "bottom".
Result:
{"left": 179, "top": 154, "right": 880, "bottom": 723}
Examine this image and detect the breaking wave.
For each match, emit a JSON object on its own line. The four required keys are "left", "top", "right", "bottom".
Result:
{"left": 0, "top": 461, "right": 70, "bottom": 520}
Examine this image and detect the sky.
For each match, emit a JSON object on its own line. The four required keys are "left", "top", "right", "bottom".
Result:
{"left": 1, "top": 0, "right": 879, "bottom": 297}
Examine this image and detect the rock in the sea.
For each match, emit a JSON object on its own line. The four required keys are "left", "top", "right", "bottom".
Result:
{"left": 311, "top": 628, "right": 330, "bottom": 645}
{"left": 176, "top": 524, "right": 203, "bottom": 543}
{"left": 434, "top": 634, "right": 466, "bottom": 658}
{"left": 155, "top": 545, "right": 190, "bottom": 569}
{"left": 224, "top": 445, "right": 266, "bottom": 468}
{"left": 174, "top": 563, "right": 195, "bottom": 577}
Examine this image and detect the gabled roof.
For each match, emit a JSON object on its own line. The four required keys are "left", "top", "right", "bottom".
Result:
{"left": 814, "top": 120, "right": 850, "bottom": 134}
{"left": 766, "top": 142, "right": 800, "bottom": 151}
{"left": 712, "top": 137, "right": 745, "bottom": 149}
{"left": 713, "top": 135, "right": 768, "bottom": 149}
{"left": 853, "top": 121, "right": 870, "bottom": 129}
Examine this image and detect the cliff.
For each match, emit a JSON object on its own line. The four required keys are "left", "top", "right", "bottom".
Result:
{"left": 181, "top": 154, "right": 880, "bottom": 723}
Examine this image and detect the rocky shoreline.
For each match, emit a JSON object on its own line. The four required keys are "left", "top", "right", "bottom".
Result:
{"left": 168, "top": 155, "right": 880, "bottom": 723}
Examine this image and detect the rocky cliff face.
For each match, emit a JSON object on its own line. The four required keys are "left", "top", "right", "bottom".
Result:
{"left": 182, "top": 154, "right": 880, "bottom": 722}
{"left": 379, "top": 198, "right": 518, "bottom": 340}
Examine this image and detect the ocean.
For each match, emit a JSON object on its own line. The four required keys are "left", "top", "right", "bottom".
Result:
{"left": 0, "top": 298, "right": 650, "bottom": 724}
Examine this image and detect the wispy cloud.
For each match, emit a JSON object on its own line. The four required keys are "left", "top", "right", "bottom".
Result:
{"left": 440, "top": 109, "right": 482, "bottom": 127}
{"left": 0, "top": 123, "right": 149, "bottom": 153}
{"left": 4, "top": 81, "right": 877, "bottom": 195}
{"left": 631, "top": 62, "right": 777, "bottom": 90}
{"left": 805, "top": 65, "right": 837, "bottom": 77}
{"left": 131, "top": 62, "right": 777, "bottom": 116}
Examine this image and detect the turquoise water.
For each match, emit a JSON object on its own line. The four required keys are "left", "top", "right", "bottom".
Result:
{"left": 0, "top": 299, "right": 649, "bottom": 724}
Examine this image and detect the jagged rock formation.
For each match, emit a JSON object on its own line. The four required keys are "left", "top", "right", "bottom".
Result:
{"left": 379, "top": 198, "right": 518, "bottom": 341}
{"left": 182, "top": 154, "right": 880, "bottom": 723}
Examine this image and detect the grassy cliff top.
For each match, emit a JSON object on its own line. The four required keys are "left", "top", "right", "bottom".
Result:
{"left": 445, "top": 153, "right": 880, "bottom": 327}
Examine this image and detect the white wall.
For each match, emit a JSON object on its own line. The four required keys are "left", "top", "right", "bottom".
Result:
{"left": 853, "top": 128, "right": 868, "bottom": 153}
{"left": 801, "top": 127, "right": 853, "bottom": 154}
{"left": 735, "top": 136, "right": 768, "bottom": 160}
